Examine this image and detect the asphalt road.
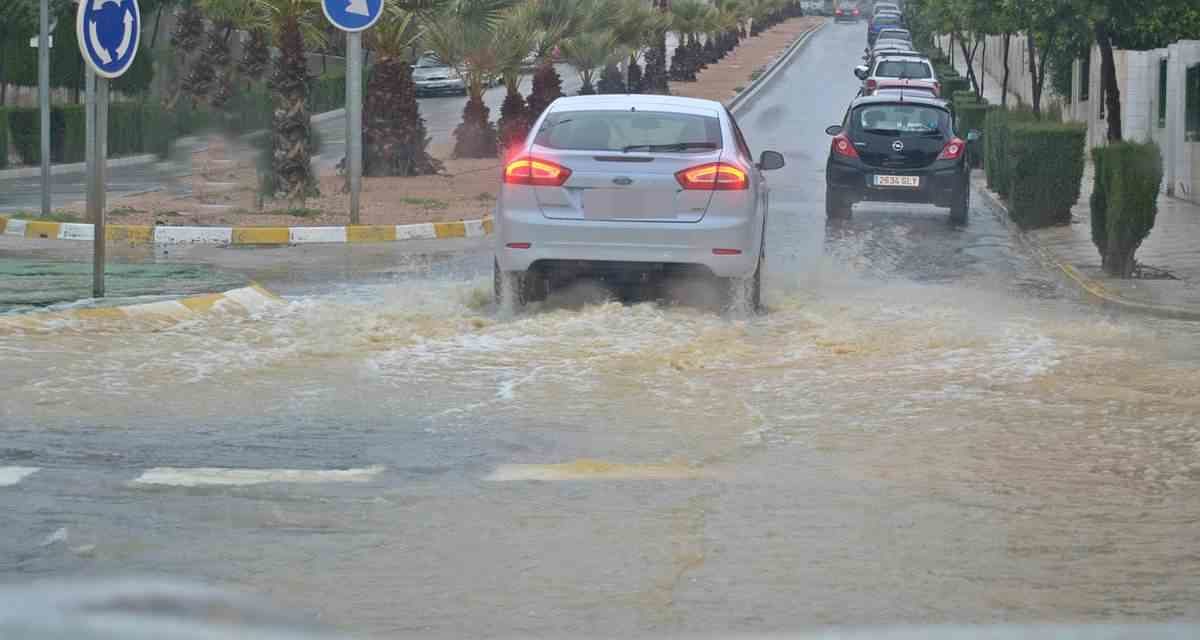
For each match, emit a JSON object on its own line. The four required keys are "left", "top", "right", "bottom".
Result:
{"left": 5, "top": 22, "right": 1200, "bottom": 638}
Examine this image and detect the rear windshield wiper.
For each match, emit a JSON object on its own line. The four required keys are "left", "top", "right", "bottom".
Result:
{"left": 621, "top": 142, "right": 718, "bottom": 153}
{"left": 861, "top": 128, "right": 902, "bottom": 135}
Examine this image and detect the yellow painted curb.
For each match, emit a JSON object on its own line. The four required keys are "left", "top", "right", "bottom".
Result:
{"left": 434, "top": 221, "right": 467, "bottom": 239}
{"left": 232, "top": 227, "right": 290, "bottom": 245}
{"left": 107, "top": 224, "right": 154, "bottom": 243}
{"left": 347, "top": 225, "right": 397, "bottom": 243}
{"left": 25, "top": 220, "right": 60, "bottom": 239}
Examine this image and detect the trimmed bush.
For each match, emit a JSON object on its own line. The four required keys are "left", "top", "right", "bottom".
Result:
{"left": 1089, "top": 147, "right": 1108, "bottom": 263}
{"left": 1094, "top": 142, "right": 1163, "bottom": 277}
{"left": 954, "top": 102, "right": 990, "bottom": 169}
{"left": 941, "top": 77, "right": 971, "bottom": 97}
{"left": 8, "top": 108, "right": 40, "bottom": 165}
{"left": 61, "top": 105, "right": 86, "bottom": 163}
{"left": 1007, "top": 122, "right": 1086, "bottom": 228}
{"left": 983, "top": 108, "right": 1037, "bottom": 195}
{"left": 310, "top": 74, "right": 348, "bottom": 114}
{"left": 0, "top": 108, "right": 9, "bottom": 169}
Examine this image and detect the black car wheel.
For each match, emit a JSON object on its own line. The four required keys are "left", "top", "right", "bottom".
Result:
{"left": 950, "top": 181, "right": 969, "bottom": 225}
{"left": 494, "top": 259, "right": 548, "bottom": 308}
{"left": 825, "top": 188, "right": 852, "bottom": 219}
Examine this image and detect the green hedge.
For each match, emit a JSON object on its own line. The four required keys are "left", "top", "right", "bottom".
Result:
{"left": 1092, "top": 142, "right": 1163, "bottom": 276}
{"left": 0, "top": 108, "right": 8, "bottom": 169}
{"left": 310, "top": 75, "right": 346, "bottom": 114}
{"left": 1007, "top": 122, "right": 1086, "bottom": 228}
{"left": 955, "top": 102, "right": 990, "bottom": 169}
{"left": 61, "top": 105, "right": 86, "bottom": 164}
{"left": 6, "top": 107, "right": 67, "bottom": 164}
{"left": 983, "top": 108, "right": 1038, "bottom": 196}
{"left": 941, "top": 77, "right": 971, "bottom": 97}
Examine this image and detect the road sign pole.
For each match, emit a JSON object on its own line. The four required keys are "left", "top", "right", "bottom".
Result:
{"left": 347, "top": 31, "right": 363, "bottom": 225}
{"left": 89, "top": 74, "right": 108, "bottom": 298}
{"left": 38, "top": 0, "right": 50, "bottom": 218}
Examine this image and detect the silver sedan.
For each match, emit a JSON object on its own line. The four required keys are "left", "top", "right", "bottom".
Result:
{"left": 493, "top": 94, "right": 785, "bottom": 310}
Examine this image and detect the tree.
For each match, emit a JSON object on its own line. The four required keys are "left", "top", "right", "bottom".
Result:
{"left": 261, "top": 0, "right": 326, "bottom": 203}
{"left": 670, "top": 0, "right": 711, "bottom": 81}
{"left": 612, "top": 0, "right": 668, "bottom": 93}
{"left": 422, "top": 0, "right": 518, "bottom": 157}
{"left": 165, "top": 1, "right": 207, "bottom": 109}
{"left": 363, "top": 0, "right": 442, "bottom": 176}
{"left": 493, "top": 2, "right": 540, "bottom": 151}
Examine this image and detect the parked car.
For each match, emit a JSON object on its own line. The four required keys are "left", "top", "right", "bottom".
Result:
{"left": 863, "top": 78, "right": 941, "bottom": 98}
{"left": 825, "top": 95, "right": 976, "bottom": 224}
{"left": 855, "top": 53, "right": 938, "bottom": 95}
{"left": 876, "top": 27, "right": 912, "bottom": 43}
{"left": 834, "top": 3, "right": 861, "bottom": 22}
{"left": 868, "top": 13, "right": 904, "bottom": 43}
{"left": 493, "top": 94, "right": 786, "bottom": 309}
{"left": 412, "top": 52, "right": 467, "bottom": 97}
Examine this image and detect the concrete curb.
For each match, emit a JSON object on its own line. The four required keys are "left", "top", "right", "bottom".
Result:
{"left": 973, "top": 175, "right": 1200, "bottom": 322}
{"left": 729, "top": 20, "right": 827, "bottom": 114}
{"left": 0, "top": 284, "right": 281, "bottom": 334}
{"left": 0, "top": 214, "right": 493, "bottom": 247}
{"left": 0, "top": 154, "right": 159, "bottom": 180}
{"left": 0, "top": 107, "right": 348, "bottom": 181}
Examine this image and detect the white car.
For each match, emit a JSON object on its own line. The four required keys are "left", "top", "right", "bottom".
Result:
{"left": 493, "top": 94, "right": 785, "bottom": 309}
{"left": 412, "top": 52, "right": 466, "bottom": 97}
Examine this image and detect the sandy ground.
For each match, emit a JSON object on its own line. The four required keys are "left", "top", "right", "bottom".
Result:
{"left": 671, "top": 17, "right": 824, "bottom": 104}
{"left": 63, "top": 17, "right": 823, "bottom": 229}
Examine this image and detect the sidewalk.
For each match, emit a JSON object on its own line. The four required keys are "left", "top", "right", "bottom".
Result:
{"left": 946, "top": 46, "right": 1200, "bottom": 318}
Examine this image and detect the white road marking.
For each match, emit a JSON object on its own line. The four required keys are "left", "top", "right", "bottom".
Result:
{"left": 132, "top": 465, "right": 385, "bottom": 487}
{"left": 0, "top": 466, "right": 40, "bottom": 487}
{"left": 290, "top": 226, "right": 348, "bottom": 244}
{"left": 396, "top": 222, "right": 436, "bottom": 241}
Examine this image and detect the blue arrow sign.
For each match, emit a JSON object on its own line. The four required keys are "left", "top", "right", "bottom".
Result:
{"left": 322, "top": 0, "right": 384, "bottom": 32}
{"left": 76, "top": 0, "right": 141, "bottom": 79}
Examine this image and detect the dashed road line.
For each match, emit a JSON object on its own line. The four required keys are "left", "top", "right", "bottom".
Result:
{"left": 131, "top": 465, "right": 386, "bottom": 487}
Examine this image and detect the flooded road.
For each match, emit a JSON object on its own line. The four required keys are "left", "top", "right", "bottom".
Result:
{"left": 4, "top": 22, "right": 1200, "bottom": 637}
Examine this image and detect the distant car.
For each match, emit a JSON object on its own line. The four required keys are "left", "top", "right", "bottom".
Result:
{"left": 855, "top": 54, "right": 939, "bottom": 95}
{"left": 825, "top": 95, "right": 975, "bottom": 224}
{"left": 412, "top": 52, "right": 467, "bottom": 97}
{"left": 864, "top": 78, "right": 941, "bottom": 98}
{"left": 876, "top": 27, "right": 912, "bottom": 43}
{"left": 493, "top": 94, "right": 786, "bottom": 309}
{"left": 868, "top": 13, "right": 904, "bottom": 43}
{"left": 834, "top": 3, "right": 861, "bottom": 22}
{"left": 800, "top": 0, "right": 825, "bottom": 15}
{"left": 871, "top": 1, "right": 901, "bottom": 16}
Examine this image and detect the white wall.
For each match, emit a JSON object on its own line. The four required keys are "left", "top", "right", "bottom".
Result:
{"left": 1164, "top": 40, "right": 1200, "bottom": 202}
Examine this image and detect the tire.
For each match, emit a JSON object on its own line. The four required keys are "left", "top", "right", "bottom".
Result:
{"left": 825, "top": 188, "right": 852, "bottom": 219}
{"left": 494, "top": 258, "right": 549, "bottom": 308}
{"left": 950, "top": 182, "right": 969, "bottom": 225}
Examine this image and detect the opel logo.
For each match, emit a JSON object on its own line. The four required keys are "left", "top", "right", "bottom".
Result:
{"left": 892, "top": 140, "right": 905, "bottom": 152}
{"left": 613, "top": 176, "right": 633, "bottom": 186}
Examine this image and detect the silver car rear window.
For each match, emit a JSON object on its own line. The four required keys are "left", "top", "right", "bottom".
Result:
{"left": 533, "top": 110, "right": 723, "bottom": 152}
{"left": 875, "top": 61, "right": 933, "bottom": 79}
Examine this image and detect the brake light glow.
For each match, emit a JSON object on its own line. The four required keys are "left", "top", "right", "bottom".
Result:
{"left": 835, "top": 8, "right": 843, "bottom": 14}
{"left": 505, "top": 242, "right": 532, "bottom": 249}
{"left": 712, "top": 248, "right": 743, "bottom": 255}
{"left": 932, "top": 81, "right": 941, "bottom": 96}
{"left": 503, "top": 156, "right": 571, "bottom": 186}
{"left": 675, "top": 162, "right": 749, "bottom": 191}
{"left": 865, "top": 78, "right": 878, "bottom": 93}
{"left": 832, "top": 134, "right": 859, "bottom": 159}
{"left": 853, "top": 8, "right": 860, "bottom": 15}
{"left": 938, "top": 137, "right": 966, "bottom": 160}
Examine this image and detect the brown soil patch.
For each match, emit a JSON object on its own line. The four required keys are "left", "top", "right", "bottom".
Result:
{"left": 672, "top": 17, "right": 824, "bottom": 105}
{"left": 73, "top": 17, "right": 824, "bottom": 229}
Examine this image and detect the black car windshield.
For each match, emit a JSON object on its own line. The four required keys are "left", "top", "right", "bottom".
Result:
{"left": 853, "top": 104, "right": 949, "bottom": 136}
{"left": 875, "top": 60, "right": 933, "bottom": 79}
{"left": 534, "top": 110, "right": 723, "bottom": 152}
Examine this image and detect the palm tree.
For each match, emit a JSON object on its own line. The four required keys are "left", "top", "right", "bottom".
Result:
{"left": 493, "top": 2, "right": 542, "bottom": 152}
{"left": 165, "top": 1, "right": 206, "bottom": 109}
{"left": 669, "top": 0, "right": 709, "bottom": 81}
{"left": 560, "top": 0, "right": 616, "bottom": 95}
{"left": 363, "top": 1, "right": 443, "bottom": 176}
{"left": 260, "top": 0, "right": 326, "bottom": 203}
{"left": 199, "top": 0, "right": 272, "bottom": 108}
{"left": 422, "top": 0, "right": 518, "bottom": 158}
{"left": 612, "top": 0, "right": 669, "bottom": 93}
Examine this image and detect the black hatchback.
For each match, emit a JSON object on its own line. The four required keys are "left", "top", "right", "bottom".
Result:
{"left": 824, "top": 95, "right": 978, "bottom": 224}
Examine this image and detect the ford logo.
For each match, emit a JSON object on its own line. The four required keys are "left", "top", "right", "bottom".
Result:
{"left": 612, "top": 176, "right": 634, "bottom": 186}
{"left": 892, "top": 140, "right": 905, "bottom": 152}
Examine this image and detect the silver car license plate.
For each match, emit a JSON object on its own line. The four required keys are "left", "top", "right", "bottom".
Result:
{"left": 874, "top": 175, "right": 920, "bottom": 188}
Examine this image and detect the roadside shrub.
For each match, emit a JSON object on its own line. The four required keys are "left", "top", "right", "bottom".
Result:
{"left": 60, "top": 105, "right": 86, "bottom": 163}
{"left": 954, "top": 102, "right": 990, "bottom": 168}
{"left": 1089, "top": 146, "right": 1108, "bottom": 267}
{"left": 0, "top": 108, "right": 9, "bottom": 169}
{"left": 309, "top": 74, "right": 346, "bottom": 114}
{"left": 983, "top": 108, "right": 1037, "bottom": 195}
{"left": 7, "top": 107, "right": 67, "bottom": 164}
{"left": 1094, "top": 142, "right": 1163, "bottom": 277}
{"left": 1006, "top": 122, "right": 1086, "bottom": 228}
{"left": 941, "top": 77, "right": 970, "bottom": 97}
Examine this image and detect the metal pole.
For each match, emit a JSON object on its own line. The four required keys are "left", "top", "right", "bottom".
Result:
{"left": 347, "top": 31, "right": 362, "bottom": 225}
{"left": 91, "top": 77, "right": 109, "bottom": 298}
{"left": 38, "top": 0, "right": 50, "bottom": 218}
